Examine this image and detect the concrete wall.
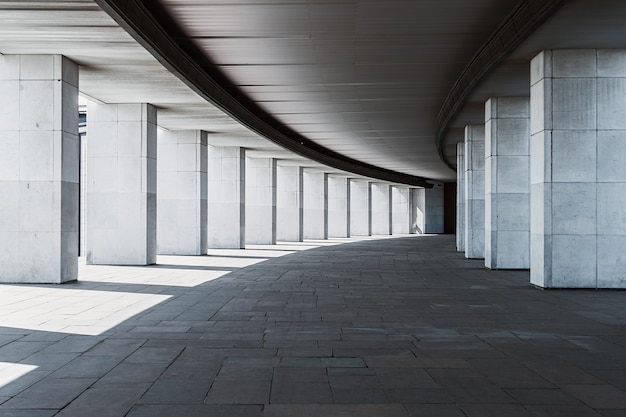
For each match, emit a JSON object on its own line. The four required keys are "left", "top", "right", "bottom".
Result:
{"left": 392, "top": 186, "right": 411, "bottom": 234}
{"left": 303, "top": 169, "right": 327, "bottom": 239}
{"left": 328, "top": 175, "right": 349, "bottom": 238}
{"left": 464, "top": 124, "right": 485, "bottom": 259}
{"left": 456, "top": 143, "right": 465, "bottom": 251}
{"left": 276, "top": 164, "right": 303, "bottom": 242}
{"left": 370, "top": 183, "right": 391, "bottom": 235}
{"left": 349, "top": 179, "right": 370, "bottom": 236}
{"left": 245, "top": 157, "right": 277, "bottom": 245}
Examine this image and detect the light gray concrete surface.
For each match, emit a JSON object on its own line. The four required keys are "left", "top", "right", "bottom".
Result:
{"left": 86, "top": 102, "right": 157, "bottom": 266}
{"left": 464, "top": 124, "right": 485, "bottom": 259}
{"left": 391, "top": 186, "right": 411, "bottom": 235}
{"left": 303, "top": 170, "right": 327, "bottom": 240}
{"left": 456, "top": 142, "right": 465, "bottom": 252}
{"left": 327, "top": 176, "right": 349, "bottom": 238}
{"left": 245, "top": 157, "right": 277, "bottom": 245}
{"left": 276, "top": 164, "right": 303, "bottom": 242}
{"left": 370, "top": 183, "right": 391, "bottom": 236}
{"left": 349, "top": 179, "right": 370, "bottom": 236}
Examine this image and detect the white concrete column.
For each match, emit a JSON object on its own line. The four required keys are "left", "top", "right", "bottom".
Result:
{"left": 456, "top": 142, "right": 465, "bottom": 252}
{"left": 303, "top": 169, "right": 328, "bottom": 240}
{"left": 276, "top": 164, "right": 303, "bottom": 242}
{"left": 0, "top": 55, "right": 79, "bottom": 283}
{"left": 327, "top": 175, "right": 349, "bottom": 238}
{"left": 370, "top": 183, "right": 392, "bottom": 235}
{"left": 485, "top": 97, "right": 530, "bottom": 269}
{"left": 391, "top": 186, "right": 411, "bottom": 234}
{"left": 86, "top": 102, "right": 157, "bottom": 265}
{"left": 464, "top": 124, "right": 485, "bottom": 259}
{"left": 157, "top": 129, "right": 207, "bottom": 255}
{"left": 245, "top": 157, "right": 277, "bottom": 245}
{"left": 208, "top": 146, "right": 245, "bottom": 249}
{"left": 412, "top": 183, "right": 444, "bottom": 234}
{"left": 349, "top": 179, "right": 370, "bottom": 236}
{"left": 531, "top": 50, "right": 626, "bottom": 288}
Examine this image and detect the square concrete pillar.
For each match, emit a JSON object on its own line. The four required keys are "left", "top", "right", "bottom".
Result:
{"left": 485, "top": 97, "right": 530, "bottom": 269}
{"left": 412, "top": 183, "right": 444, "bottom": 234}
{"left": 276, "top": 164, "right": 303, "bottom": 242}
{"left": 245, "top": 157, "right": 277, "bottom": 245}
{"left": 464, "top": 124, "right": 485, "bottom": 259}
{"left": 328, "top": 175, "right": 349, "bottom": 238}
{"left": 349, "top": 179, "right": 370, "bottom": 236}
{"left": 370, "top": 183, "right": 392, "bottom": 235}
{"left": 456, "top": 142, "right": 465, "bottom": 252}
{"left": 86, "top": 102, "right": 157, "bottom": 265}
{"left": 0, "top": 55, "right": 79, "bottom": 283}
{"left": 391, "top": 186, "right": 411, "bottom": 234}
{"left": 303, "top": 169, "right": 328, "bottom": 240}
{"left": 531, "top": 49, "right": 626, "bottom": 288}
{"left": 157, "top": 129, "right": 207, "bottom": 255}
{"left": 208, "top": 146, "right": 245, "bottom": 249}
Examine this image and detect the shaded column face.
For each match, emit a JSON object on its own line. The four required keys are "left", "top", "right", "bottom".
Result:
{"left": 0, "top": 55, "right": 79, "bottom": 283}
{"left": 276, "top": 164, "right": 303, "bottom": 242}
{"left": 464, "top": 124, "right": 485, "bottom": 259}
{"left": 207, "top": 146, "right": 245, "bottom": 249}
{"left": 530, "top": 49, "right": 626, "bottom": 288}
{"left": 456, "top": 142, "right": 465, "bottom": 252}
{"left": 327, "top": 176, "right": 349, "bottom": 238}
{"left": 484, "top": 97, "right": 530, "bottom": 270}
{"left": 157, "top": 129, "right": 207, "bottom": 255}
{"left": 245, "top": 157, "right": 277, "bottom": 245}
{"left": 370, "top": 183, "right": 391, "bottom": 235}
{"left": 391, "top": 186, "right": 410, "bottom": 235}
{"left": 303, "top": 169, "right": 327, "bottom": 240}
{"left": 86, "top": 102, "right": 158, "bottom": 265}
{"left": 349, "top": 179, "right": 370, "bottom": 236}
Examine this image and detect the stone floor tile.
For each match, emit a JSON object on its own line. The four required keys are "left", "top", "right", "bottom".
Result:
{"left": 405, "top": 404, "right": 467, "bottom": 417}
{"left": 561, "top": 385, "right": 626, "bottom": 409}
{"left": 459, "top": 403, "right": 535, "bottom": 417}
{"left": 1, "top": 377, "right": 96, "bottom": 410}
{"left": 138, "top": 379, "right": 211, "bottom": 404}
{"left": 525, "top": 405, "right": 605, "bottom": 417}
{"left": 270, "top": 382, "right": 332, "bottom": 404}
{"left": 263, "top": 404, "right": 408, "bottom": 417}
{"left": 127, "top": 404, "right": 264, "bottom": 417}
{"left": 205, "top": 380, "right": 271, "bottom": 404}
{"left": 504, "top": 388, "right": 583, "bottom": 405}
{"left": 331, "top": 387, "right": 389, "bottom": 403}
{"left": 54, "top": 385, "right": 148, "bottom": 417}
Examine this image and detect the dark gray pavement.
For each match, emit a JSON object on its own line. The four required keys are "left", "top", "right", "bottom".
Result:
{"left": 0, "top": 234, "right": 625, "bottom": 416}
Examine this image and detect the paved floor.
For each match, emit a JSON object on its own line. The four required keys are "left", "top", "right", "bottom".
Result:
{"left": 1, "top": 234, "right": 626, "bottom": 417}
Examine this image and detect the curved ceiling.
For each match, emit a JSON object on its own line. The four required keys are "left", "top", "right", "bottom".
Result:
{"left": 1, "top": 0, "right": 626, "bottom": 184}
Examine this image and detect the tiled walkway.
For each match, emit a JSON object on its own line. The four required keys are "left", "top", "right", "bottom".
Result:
{"left": 1, "top": 235, "right": 626, "bottom": 416}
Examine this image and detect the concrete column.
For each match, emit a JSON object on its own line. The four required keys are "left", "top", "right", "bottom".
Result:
{"left": 370, "top": 183, "right": 392, "bottom": 235}
{"left": 456, "top": 142, "right": 465, "bottom": 252}
{"left": 327, "top": 175, "right": 349, "bottom": 238}
{"left": 303, "top": 169, "right": 328, "bottom": 240}
{"left": 391, "top": 186, "right": 411, "bottom": 234}
{"left": 208, "top": 146, "right": 245, "bottom": 249}
{"left": 245, "top": 157, "right": 277, "bottom": 245}
{"left": 0, "top": 55, "right": 79, "bottom": 283}
{"left": 530, "top": 49, "right": 626, "bottom": 288}
{"left": 464, "top": 124, "right": 485, "bottom": 259}
{"left": 349, "top": 179, "right": 370, "bottom": 236}
{"left": 412, "top": 183, "right": 444, "bottom": 234}
{"left": 157, "top": 129, "right": 207, "bottom": 255}
{"left": 276, "top": 164, "right": 303, "bottom": 242}
{"left": 485, "top": 97, "right": 530, "bottom": 269}
{"left": 86, "top": 102, "right": 157, "bottom": 265}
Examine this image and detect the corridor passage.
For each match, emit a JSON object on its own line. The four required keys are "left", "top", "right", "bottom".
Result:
{"left": 0, "top": 235, "right": 625, "bottom": 416}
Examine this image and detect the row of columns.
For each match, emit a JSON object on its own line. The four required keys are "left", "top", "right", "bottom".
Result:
{"left": 457, "top": 49, "right": 626, "bottom": 289}
{"left": 0, "top": 54, "right": 445, "bottom": 284}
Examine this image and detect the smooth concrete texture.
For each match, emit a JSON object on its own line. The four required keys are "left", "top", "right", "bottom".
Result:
{"left": 276, "top": 164, "right": 303, "bottom": 242}
{"left": 530, "top": 49, "right": 626, "bottom": 288}
{"left": 456, "top": 142, "right": 465, "bottom": 252}
{"left": 157, "top": 130, "right": 207, "bottom": 255}
{"left": 370, "top": 183, "right": 392, "bottom": 235}
{"left": 391, "top": 186, "right": 411, "bottom": 234}
{"left": 464, "top": 124, "right": 485, "bottom": 259}
{"left": 245, "top": 157, "right": 277, "bottom": 245}
{"left": 303, "top": 169, "right": 328, "bottom": 240}
{"left": 485, "top": 97, "right": 530, "bottom": 269}
{"left": 327, "top": 175, "right": 349, "bottom": 238}
{"left": 0, "top": 55, "right": 79, "bottom": 283}
{"left": 412, "top": 184, "right": 445, "bottom": 234}
{"left": 86, "top": 102, "right": 157, "bottom": 266}
{"left": 1, "top": 235, "right": 626, "bottom": 416}
{"left": 208, "top": 146, "right": 245, "bottom": 249}
{"left": 349, "top": 179, "right": 370, "bottom": 236}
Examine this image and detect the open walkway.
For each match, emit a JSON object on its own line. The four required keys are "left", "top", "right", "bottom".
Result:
{"left": 0, "top": 235, "right": 625, "bottom": 416}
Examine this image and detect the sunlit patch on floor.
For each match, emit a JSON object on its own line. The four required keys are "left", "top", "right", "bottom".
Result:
{"left": 0, "top": 362, "right": 38, "bottom": 389}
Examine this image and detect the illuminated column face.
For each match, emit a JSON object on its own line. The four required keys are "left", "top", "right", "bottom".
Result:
{"left": 207, "top": 146, "right": 245, "bottom": 249}
{"left": 327, "top": 176, "right": 349, "bottom": 238}
{"left": 245, "top": 157, "right": 277, "bottom": 245}
{"left": 0, "top": 55, "right": 79, "bottom": 283}
{"left": 391, "top": 186, "right": 411, "bottom": 235}
{"left": 370, "top": 183, "right": 391, "bottom": 236}
{"left": 349, "top": 179, "right": 370, "bottom": 236}
{"left": 456, "top": 142, "right": 465, "bottom": 252}
{"left": 464, "top": 124, "right": 485, "bottom": 259}
{"left": 530, "top": 50, "right": 626, "bottom": 288}
{"left": 303, "top": 169, "right": 327, "bottom": 240}
{"left": 485, "top": 97, "right": 530, "bottom": 270}
{"left": 276, "top": 164, "right": 303, "bottom": 242}
{"left": 157, "top": 129, "right": 207, "bottom": 255}
{"left": 86, "top": 102, "right": 157, "bottom": 265}
{"left": 412, "top": 184, "right": 444, "bottom": 235}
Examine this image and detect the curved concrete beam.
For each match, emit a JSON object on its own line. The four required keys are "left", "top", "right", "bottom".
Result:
{"left": 93, "top": 0, "right": 434, "bottom": 188}
{"left": 435, "top": 0, "right": 565, "bottom": 171}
